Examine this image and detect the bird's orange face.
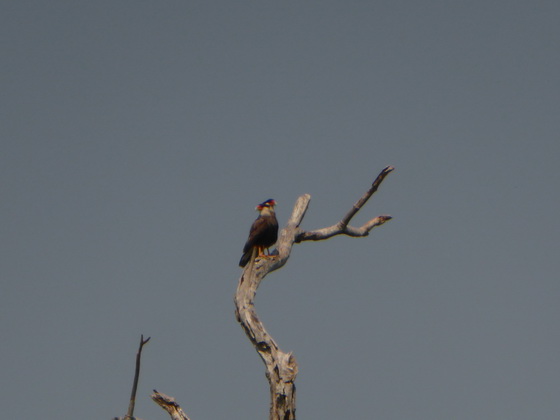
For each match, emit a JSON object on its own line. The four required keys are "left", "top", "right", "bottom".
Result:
{"left": 255, "top": 199, "right": 276, "bottom": 211}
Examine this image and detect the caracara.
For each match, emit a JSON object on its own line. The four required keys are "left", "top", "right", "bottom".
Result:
{"left": 239, "top": 199, "right": 278, "bottom": 267}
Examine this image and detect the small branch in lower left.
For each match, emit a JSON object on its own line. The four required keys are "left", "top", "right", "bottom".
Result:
{"left": 152, "top": 390, "right": 191, "bottom": 420}
{"left": 113, "top": 334, "right": 151, "bottom": 420}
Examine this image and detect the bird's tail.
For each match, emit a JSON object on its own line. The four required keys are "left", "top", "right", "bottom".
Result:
{"left": 239, "top": 247, "right": 258, "bottom": 269}
{"left": 239, "top": 247, "right": 256, "bottom": 268}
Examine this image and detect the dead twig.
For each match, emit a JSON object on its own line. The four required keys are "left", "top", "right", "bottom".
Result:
{"left": 124, "top": 335, "right": 151, "bottom": 420}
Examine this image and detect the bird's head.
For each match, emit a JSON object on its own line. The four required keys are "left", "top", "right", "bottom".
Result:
{"left": 256, "top": 199, "right": 276, "bottom": 212}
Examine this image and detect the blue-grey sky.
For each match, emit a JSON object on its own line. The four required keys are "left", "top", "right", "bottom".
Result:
{"left": 2, "top": 2, "right": 559, "bottom": 419}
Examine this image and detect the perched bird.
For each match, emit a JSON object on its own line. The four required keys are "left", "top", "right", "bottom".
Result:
{"left": 239, "top": 199, "right": 279, "bottom": 267}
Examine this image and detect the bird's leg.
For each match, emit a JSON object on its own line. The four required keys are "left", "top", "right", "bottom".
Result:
{"left": 263, "top": 247, "right": 276, "bottom": 259}
{"left": 256, "top": 246, "right": 275, "bottom": 260}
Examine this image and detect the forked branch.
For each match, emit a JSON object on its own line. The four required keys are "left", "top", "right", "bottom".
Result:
{"left": 126, "top": 335, "right": 150, "bottom": 420}
{"left": 235, "top": 166, "right": 393, "bottom": 420}
{"left": 114, "top": 335, "right": 151, "bottom": 420}
{"left": 297, "top": 166, "right": 393, "bottom": 242}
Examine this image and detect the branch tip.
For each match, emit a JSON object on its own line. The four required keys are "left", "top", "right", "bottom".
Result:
{"left": 372, "top": 165, "right": 394, "bottom": 187}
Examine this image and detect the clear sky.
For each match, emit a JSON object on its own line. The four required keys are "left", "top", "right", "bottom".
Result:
{"left": 2, "top": 2, "right": 559, "bottom": 419}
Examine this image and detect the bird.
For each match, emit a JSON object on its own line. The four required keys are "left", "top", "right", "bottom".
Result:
{"left": 239, "top": 199, "right": 279, "bottom": 267}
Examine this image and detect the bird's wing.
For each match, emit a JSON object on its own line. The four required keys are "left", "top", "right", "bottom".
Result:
{"left": 242, "top": 216, "right": 268, "bottom": 253}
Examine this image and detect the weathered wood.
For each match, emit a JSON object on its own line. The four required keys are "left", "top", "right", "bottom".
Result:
{"left": 234, "top": 166, "right": 393, "bottom": 420}
{"left": 152, "top": 390, "right": 191, "bottom": 420}
{"left": 234, "top": 195, "right": 308, "bottom": 419}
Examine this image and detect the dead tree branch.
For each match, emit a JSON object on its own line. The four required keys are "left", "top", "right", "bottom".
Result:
{"left": 114, "top": 335, "right": 151, "bottom": 420}
{"left": 152, "top": 390, "right": 191, "bottom": 420}
{"left": 125, "top": 335, "right": 151, "bottom": 420}
{"left": 235, "top": 166, "right": 393, "bottom": 420}
{"left": 297, "top": 165, "right": 394, "bottom": 242}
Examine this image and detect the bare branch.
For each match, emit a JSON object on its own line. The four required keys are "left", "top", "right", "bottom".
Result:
{"left": 124, "top": 335, "right": 151, "bottom": 420}
{"left": 152, "top": 390, "right": 191, "bottom": 420}
{"left": 298, "top": 214, "right": 392, "bottom": 241}
{"left": 297, "top": 166, "right": 393, "bottom": 242}
{"left": 340, "top": 165, "right": 394, "bottom": 227}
